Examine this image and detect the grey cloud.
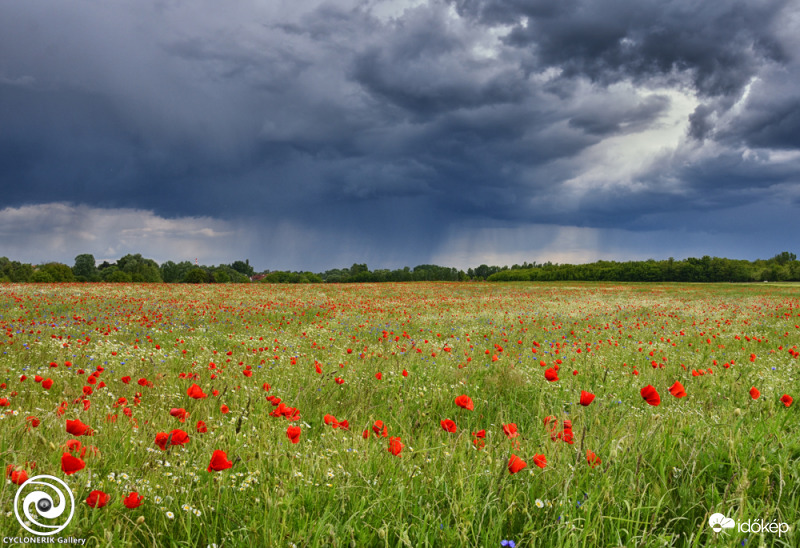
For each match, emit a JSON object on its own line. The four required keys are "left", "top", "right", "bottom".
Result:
{"left": 1, "top": 0, "right": 799, "bottom": 270}
{"left": 454, "top": 0, "right": 791, "bottom": 97}
{"left": 568, "top": 93, "right": 670, "bottom": 136}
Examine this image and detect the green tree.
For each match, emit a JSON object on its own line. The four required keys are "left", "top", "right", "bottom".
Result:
{"left": 770, "top": 251, "right": 796, "bottom": 265}
{"left": 72, "top": 254, "right": 98, "bottom": 280}
{"left": 118, "top": 254, "right": 162, "bottom": 282}
{"left": 31, "top": 270, "right": 53, "bottom": 282}
{"left": 183, "top": 268, "right": 207, "bottom": 284}
{"left": 106, "top": 270, "right": 132, "bottom": 283}
{"left": 230, "top": 260, "right": 255, "bottom": 277}
{"left": 8, "top": 262, "right": 33, "bottom": 282}
{"left": 40, "top": 263, "right": 75, "bottom": 282}
{"left": 214, "top": 269, "right": 230, "bottom": 283}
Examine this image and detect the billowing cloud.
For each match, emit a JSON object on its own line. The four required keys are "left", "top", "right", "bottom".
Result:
{"left": 0, "top": 0, "right": 798, "bottom": 270}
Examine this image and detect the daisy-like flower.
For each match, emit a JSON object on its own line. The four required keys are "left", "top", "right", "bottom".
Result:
{"left": 193, "top": 509, "right": 202, "bottom": 516}
{"left": 166, "top": 511, "right": 175, "bottom": 519}
{"left": 182, "top": 504, "right": 192, "bottom": 512}
{"left": 535, "top": 499, "right": 544, "bottom": 508}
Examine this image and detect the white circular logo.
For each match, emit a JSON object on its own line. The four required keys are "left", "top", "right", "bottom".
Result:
{"left": 13, "top": 475, "right": 75, "bottom": 536}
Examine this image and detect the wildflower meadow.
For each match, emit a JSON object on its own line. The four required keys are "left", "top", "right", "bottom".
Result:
{"left": 1, "top": 282, "right": 798, "bottom": 547}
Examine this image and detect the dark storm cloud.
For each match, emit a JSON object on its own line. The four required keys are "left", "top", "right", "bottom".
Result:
{"left": 450, "top": 0, "right": 790, "bottom": 95}
{"left": 0, "top": 0, "right": 798, "bottom": 269}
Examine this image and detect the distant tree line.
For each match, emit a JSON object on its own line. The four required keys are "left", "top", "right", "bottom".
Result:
{"left": 0, "top": 254, "right": 254, "bottom": 284}
{"left": 487, "top": 253, "right": 800, "bottom": 283}
{"left": 0, "top": 252, "right": 798, "bottom": 284}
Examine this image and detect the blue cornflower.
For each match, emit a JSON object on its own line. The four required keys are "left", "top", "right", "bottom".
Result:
{"left": 501, "top": 541, "right": 516, "bottom": 548}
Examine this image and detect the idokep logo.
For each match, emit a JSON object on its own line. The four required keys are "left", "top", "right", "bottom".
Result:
{"left": 708, "top": 513, "right": 735, "bottom": 533}
{"left": 709, "top": 512, "right": 791, "bottom": 537}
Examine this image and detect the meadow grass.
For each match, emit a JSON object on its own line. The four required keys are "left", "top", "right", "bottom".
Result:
{"left": 0, "top": 282, "right": 798, "bottom": 547}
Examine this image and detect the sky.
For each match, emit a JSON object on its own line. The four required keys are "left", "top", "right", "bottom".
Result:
{"left": 1, "top": 0, "right": 799, "bottom": 272}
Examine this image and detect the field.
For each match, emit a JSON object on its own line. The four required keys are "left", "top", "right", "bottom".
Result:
{"left": 1, "top": 282, "right": 798, "bottom": 547}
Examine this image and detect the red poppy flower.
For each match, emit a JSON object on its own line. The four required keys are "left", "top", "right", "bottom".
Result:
{"left": 66, "top": 419, "right": 93, "bottom": 436}
{"left": 61, "top": 452, "right": 85, "bottom": 475}
{"left": 387, "top": 436, "right": 404, "bottom": 457}
{"left": 65, "top": 439, "right": 86, "bottom": 457}
{"left": 86, "top": 490, "right": 110, "bottom": 508}
{"left": 533, "top": 454, "right": 547, "bottom": 469}
{"left": 170, "top": 429, "right": 190, "bottom": 446}
{"left": 640, "top": 385, "right": 661, "bottom": 406}
{"left": 196, "top": 420, "right": 208, "bottom": 433}
{"left": 286, "top": 425, "right": 301, "bottom": 444}
{"left": 154, "top": 432, "right": 169, "bottom": 451}
{"left": 402, "top": 369, "right": 408, "bottom": 377}
{"left": 26, "top": 416, "right": 40, "bottom": 428}
{"left": 207, "top": 450, "right": 233, "bottom": 472}
{"left": 42, "top": 378, "right": 53, "bottom": 390}
{"left": 122, "top": 376, "right": 131, "bottom": 384}
{"left": 502, "top": 423, "right": 519, "bottom": 439}
{"left": 749, "top": 386, "right": 760, "bottom": 399}
{"left": 544, "top": 368, "right": 559, "bottom": 382}
{"left": 440, "top": 419, "right": 457, "bottom": 433}
{"left": 169, "top": 408, "right": 189, "bottom": 422}
{"left": 668, "top": 381, "right": 687, "bottom": 399}
{"left": 454, "top": 395, "right": 474, "bottom": 411}
{"left": 123, "top": 492, "right": 143, "bottom": 509}
{"left": 508, "top": 454, "right": 527, "bottom": 474}
{"left": 375, "top": 372, "right": 382, "bottom": 380}
{"left": 579, "top": 391, "right": 595, "bottom": 406}
{"left": 10, "top": 469, "right": 29, "bottom": 485}
{"left": 472, "top": 429, "right": 486, "bottom": 439}
{"left": 372, "top": 420, "right": 387, "bottom": 437}
{"left": 586, "top": 450, "right": 602, "bottom": 468}
{"left": 780, "top": 394, "right": 793, "bottom": 407}
{"left": 220, "top": 405, "right": 230, "bottom": 414}
{"left": 187, "top": 384, "right": 207, "bottom": 399}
